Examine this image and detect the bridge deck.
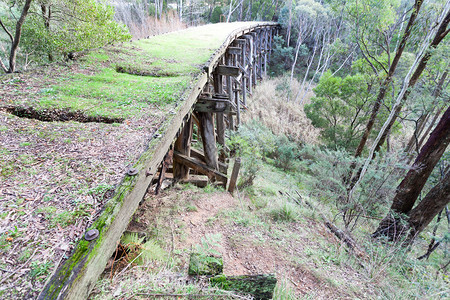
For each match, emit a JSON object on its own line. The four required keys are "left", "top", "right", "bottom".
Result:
{"left": 0, "top": 22, "right": 277, "bottom": 299}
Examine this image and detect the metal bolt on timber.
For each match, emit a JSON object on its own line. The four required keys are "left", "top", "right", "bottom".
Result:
{"left": 84, "top": 229, "right": 99, "bottom": 241}
{"left": 127, "top": 168, "right": 138, "bottom": 176}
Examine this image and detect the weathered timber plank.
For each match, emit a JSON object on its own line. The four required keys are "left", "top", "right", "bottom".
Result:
{"left": 173, "top": 151, "right": 227, "bottom": 184}
{"left": 180, "top": 175, "right": 209, "bottom": 187}
{"left": 215, "top": 65, "right": 240, "bottom": 77}
{"left": 225, "top": 53, "right": 235, "bottom": 131}
{"left": 190, "top": 148, "right": 228, "bottom": 174}
{"left": 210, "top": 274, "right": 277, "bottom": 300}
{"left": 227, "top": 47, "right": 242, "bottom": 55}
{"left": 194, "top": 100, "right": 234, "bottom": 114}
{"left": 227, "top": 158, "right": 241, "bottom": 194}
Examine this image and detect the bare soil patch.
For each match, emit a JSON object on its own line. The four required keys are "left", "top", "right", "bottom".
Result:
{"left": 1, "top": 106, "right": 124, "bottom": 123}
{"left": 115, "top": 186, "right": 378, "bottom": 299}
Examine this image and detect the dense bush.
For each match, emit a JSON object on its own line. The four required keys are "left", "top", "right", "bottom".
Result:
{"left": 304, "top": 71, "right": 377, "bottom": 151}
{"left": 228, "top": 121, "right": 301, "bottom": 187}
{"left": 268, "top": 35, "right": 295, "bottom": 77}
{"left": 1, "top": 0, "right": 130, "bottom": 66}
{"left": 298, "top": 145, "right": 405, "bottom": 229}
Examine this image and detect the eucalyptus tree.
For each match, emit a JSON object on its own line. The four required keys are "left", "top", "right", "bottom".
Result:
{"left": 0, "top": 0, "right": 33, "bottom": 73}
{"left": 372, "top": 106, "right": 449, "bottom": 241}
{"left": 348, "top": 3, "right": 450, "bottom": 209}
{"left": 286, "top": 0, "right": 328, "bottom": 85}
{"left": 352, "top": 0, "right": 424, "bottom": 158}
{"left": 373, "top": 11, "right": 450, "bottom": 154}
{"left": 0, "top": 0, "right": 130, "bottom": 72}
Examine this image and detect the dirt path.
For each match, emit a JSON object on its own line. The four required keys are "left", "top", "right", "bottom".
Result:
{"left": 122, "top": 185, "right": 376, "bottom": 299}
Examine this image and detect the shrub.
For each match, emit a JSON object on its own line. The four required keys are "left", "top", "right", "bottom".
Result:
{"left": 274, "top": 136, "right": 299, "bottom": 170}
{"left": 18, "top": 0, "right": 131, "bottom": 62}
{"left": 268, "top": 35, "right": 295, "bottom": 76}
{"left": 299, "top": 145, "right": 404, "bottom": 229}
{"left": 304, "top": 71, "right": 376, "bottom": 151}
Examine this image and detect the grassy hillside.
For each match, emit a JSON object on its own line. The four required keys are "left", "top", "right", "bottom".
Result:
{"left": 89, "top": 78, "right": 448, "bottom": 299}
{"left": 0, "top": 22, "right": 268, "bottom": 299}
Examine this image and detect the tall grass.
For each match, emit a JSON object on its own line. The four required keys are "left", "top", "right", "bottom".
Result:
{"left": 242, "top": 76, "right": 320, "bottom": 145}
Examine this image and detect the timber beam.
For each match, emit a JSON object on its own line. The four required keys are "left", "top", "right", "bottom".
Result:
{"left": 215, "top": 65, "right": 240, "bottom": 77}
{"left": 190, "top": 148, "right": 228, "bottom": 174}
{"left": 173, "top": 151, "right": 227, "bottom": 186}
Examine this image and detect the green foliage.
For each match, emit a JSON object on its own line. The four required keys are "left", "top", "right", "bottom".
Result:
{"left": 121, "top": 233, "right": 167, "bottom": 264}
{"left": 228, "top": 125, "right": 263, "bottom": 188}
{"left": 269, "top": 202, "right": 299, "bottom": 222}
{"left": 228, "top": 121, "right": 301, "bottom": 186}
{"left": 30, "top": 261, "right": 52, "bottom": 279}
{"left": 189, "top": 234, "right": 223, "bottom": 275}
{"left": 269, "top": 35, "right": 295, "bottom": 76}
{"left": 304, "top": 71, "right": 375, "bottom": 151}
{"left": 10, "top": 0, "right": 131, "bottom": 63}
{"left": 341, "top": 0, "right": 400, "bottom": 73}
{"left": 274, "top": 136, "right": 299, "bottom": 170}
{"left": 210, "top": 6, "right": 223, "bottom": 23}
{"left": 273, "top": 277, "right": 297, "bottom": 299}
{"left": 298, "top": 144, "right": 403, "bottom": 229}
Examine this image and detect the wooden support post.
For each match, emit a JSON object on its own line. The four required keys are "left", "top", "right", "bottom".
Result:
{"left": 173, "top": 116, "right": 193, "bottom": 181}
{"left": 258, "top": 30, "right": 263, "bottom": 79}
{"left": 225, "top": 53, "right": 235, "bottom": 130}
{"left": 268, "top": 29, "right": 273, "bottom": 64}
{"left": 241, "top": 39, "right": 247, "bottom": 106}
{"left": 244, "top": 34, "right": 253, "bottom": 94}
{"left": 252, "top": 32, "right": 257, "bottom": 86}
{"left": 197, "top": 111, "right": 218, "bottom": 170}
{"left": 234, "top": 78, "right": 241, "bottom": 127}
{"left": 214, "top": 72, "right": 226, "bottom": 162}
{"left": 264, "top": 29, "right": 268, "bottom": 77}
{"left": 155, "top": 150, "right": 173, "bottom": 195}
{"left": 231, "top": 44, "right": 241, "bottom": 128}
{"left": 228, "top": 158, "right": 241, "bottom": 194}
{"left": 213, "top": 73, "right": 225, "bottom": 144}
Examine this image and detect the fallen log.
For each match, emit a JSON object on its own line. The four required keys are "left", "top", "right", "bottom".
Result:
{"left": 324, "top": 220, "right": 367, "bottom": 259}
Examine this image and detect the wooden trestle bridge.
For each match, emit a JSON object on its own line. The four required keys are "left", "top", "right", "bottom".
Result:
{"left": 39, "top": 22, "right": 278, "bottom": 299}
{"left": 169, "top": 23, "right": 279, "bottom": 191}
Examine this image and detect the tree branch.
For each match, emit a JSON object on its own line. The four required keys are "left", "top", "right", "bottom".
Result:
{"left": 0, "top": 17, "right": 14, "bottom": 42}
{"left": 0, "top": 57, "right": 8, "bottom": 73}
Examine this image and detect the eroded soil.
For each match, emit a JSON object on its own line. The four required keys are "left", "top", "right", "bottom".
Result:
{"left": 94, "top": 185, "right": 379, "bottom": 299}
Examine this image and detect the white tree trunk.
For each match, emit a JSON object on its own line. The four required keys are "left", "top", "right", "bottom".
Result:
{"left": 348, "top": 3, "right": 450, "bottom": 200}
